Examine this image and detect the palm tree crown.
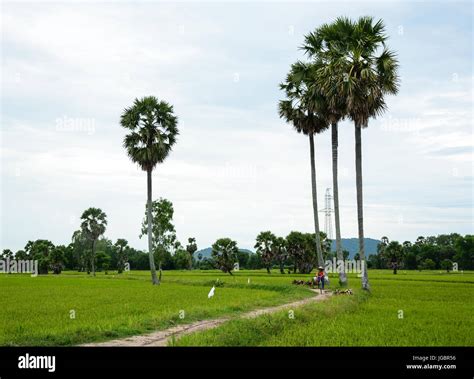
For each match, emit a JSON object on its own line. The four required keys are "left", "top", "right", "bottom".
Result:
{"left": 304, "top": 16, "right": 399, "bottom": 127}
{"left": 120, "top": 96, "right": 179, "bottom": 171}
{"left": 80, "top": 207, "right": 107, "bottom": 240}
{"left": 279, "top": 61, "right": 329, "bottom": 135}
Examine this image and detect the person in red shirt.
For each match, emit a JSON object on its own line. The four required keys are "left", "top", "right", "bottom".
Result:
{"left": 316, "top": 266, "right": 325, "bottom": 293}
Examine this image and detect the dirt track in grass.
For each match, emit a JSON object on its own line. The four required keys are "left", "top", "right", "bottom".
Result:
{"left": 82, "top": 289, "right": 332, "bottom": 347}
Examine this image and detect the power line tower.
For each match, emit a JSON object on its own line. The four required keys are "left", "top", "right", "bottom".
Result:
{"left": 319, "top": 188, "right": 334, "bottom": 240}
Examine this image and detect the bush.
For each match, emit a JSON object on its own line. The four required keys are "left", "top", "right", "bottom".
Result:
{"left": 420, "top": 258, "right": 436, "bottom": 270}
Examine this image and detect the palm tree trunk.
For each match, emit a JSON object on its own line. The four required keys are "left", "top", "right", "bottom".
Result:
{"left": 147, "top": 168, "right": 159, "bottom": 285}
{"left": 309, "top": 133, "right": 324, "bottom": 267}
{"left": 332, "top": 123, "right": 347, "bottom": 285}
{"left": 355, "top": 123, "right": 369, "bottom": 290}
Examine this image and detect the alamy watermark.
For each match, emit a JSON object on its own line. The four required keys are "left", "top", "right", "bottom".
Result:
{"left": 0, "top": 258, "right": 38, "bottom": 277}
{"left": 55, "top": 115, "right": 96, "bottom": 135}
{"left": 380, "top": 115, "right": 421, "bottom": 135}
{"left": 324, "top": 258, "right": 366, "bottom": 274}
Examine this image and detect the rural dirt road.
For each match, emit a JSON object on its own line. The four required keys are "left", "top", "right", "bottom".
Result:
{"left": 82, "top": 289, "right": 332, "bottom": 347}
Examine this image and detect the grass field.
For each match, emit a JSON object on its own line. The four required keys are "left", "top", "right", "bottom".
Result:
{"left": 175, "top": 270, "right": 474, "bottom": 346}
{"left": 1, "top": 269, "right": 473, "bottom": 346}
{"left": 0, "top": 270, "right": 313, "bottom": 346}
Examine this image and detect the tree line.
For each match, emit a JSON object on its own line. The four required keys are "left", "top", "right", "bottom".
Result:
{"left": 0, "top": 199, "right": 197, "bottom": 276}
{"left": 368, "top": 234, "right": 473, "bottom": 272}
{"left": 2, "top": 230, "right": 471, "bottom": 275}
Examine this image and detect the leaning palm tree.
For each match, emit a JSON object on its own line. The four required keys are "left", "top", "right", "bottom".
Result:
{"left": 279, "top": 61, "right": 329, "bottom": 268}
{"left": 302, "top": 36, "right": 349, "bottom": 286}
{"left": 80, "top": 207, "right": 107, "bottom": 277}
{"left": 312, "top": 17, "right": 400, "bottom": 290}
{"left": 120, "top": 96, "right": 179, "bottom": 285}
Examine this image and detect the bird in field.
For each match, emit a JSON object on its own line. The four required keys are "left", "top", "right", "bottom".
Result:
{"left": 208, "top": 286, "right": 215, "bottom": 299}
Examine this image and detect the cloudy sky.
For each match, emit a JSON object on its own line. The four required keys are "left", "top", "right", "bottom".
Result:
{"left": 1, "top": 0, "right": 472, "bottom": 252}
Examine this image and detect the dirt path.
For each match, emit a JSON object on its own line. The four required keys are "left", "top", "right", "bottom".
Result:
{"left": 82, "top": 289, "right": 331, "bottom": 347}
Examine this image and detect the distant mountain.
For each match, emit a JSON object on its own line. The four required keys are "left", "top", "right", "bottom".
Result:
{"left": 195, "top": 238, "right": 379, "bottom": 260}
{"left": 331, "top": 238, "right": 380, "bottom": 258}
{"left": 195, "top": 247, "right": 253, "bottom": 259}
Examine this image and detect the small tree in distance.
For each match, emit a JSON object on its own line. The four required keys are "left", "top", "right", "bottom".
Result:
{"left": 254, "top": 231, "right": 276, "bottom": 274}
{"left": 274, "top": 237, "right": 288, "bottom": 274}
{"left": 140, "top": 198, "right": 177, "bottom": 281}
{"left": 211, "top": 238, "right": 238, "bottom": 276}
{"left": 186, "top": 238, "right": 198, "bottom": 270}
{"left": 80, "top": 207, "right": 107, "bottom": 277}
{"left": 114, "top": 239, "right": 129, "bottom": 274}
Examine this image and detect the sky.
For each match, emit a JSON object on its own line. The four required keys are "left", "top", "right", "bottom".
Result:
{"left": 1, "top": 0, "right": 473, "bottom": 252}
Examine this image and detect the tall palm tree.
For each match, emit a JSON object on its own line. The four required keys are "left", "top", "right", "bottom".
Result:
{"left": 80, "top": 207, "right": 107, "bottom": 277}
{"left": 312, "top": 17, "right": 400, "bottom": 290}
{"left": 279, "top": 61, "right": 329, "bottom": 268}
{"left": 302, "top": 34, "right": 349, "bottom": 286}
{"left": 120, "top": 96, "right": 178, "bottom": 285}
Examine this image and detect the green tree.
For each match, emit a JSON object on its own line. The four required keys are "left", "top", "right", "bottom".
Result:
{"left": 286, "top": 231, "right": 308, "bottom": 273}
{"left": 49, "top": 246, "right": 66, "bottom": 274}
{"left": 199, "top": 257, "right": 215, "bottom": 270}
{"left": 319, "top": 231, "right": 331, "bottom": 260}
{"left": 62, "top": 244, "right": 75, "bottom": 270}
{"left": 80, "top": 207, "right": 107, "bottom": 277}
{"left": 211, "top": 238, "right": 238, "bottom": 275}
{"left": 274, "top": 237, "right": 288, "bottom": 274}
{"left": 403, "top": 252, "right": 418, "bottom": 270}
{"left": 15, "top": 249, "right": 28, "bottom": 260}
{"left": 454, "top": 235, "right": 473, "bottom": 270}
{"left": 279, "top": 62, "right": 328, "bottom": 268}
{"left": 186, "top": 237, "right": 198, "bottom": 270}
{"left": 140, "top": 197, "right": 177, "bottom": 280}
{"left": 1, "top": 249, "right": 14, "bottom": 259}
{"left": 312, "top": 17, "right": 399, "bottom": 289}
{"left": 247, "top": 252, "right": 263, "bottom": 270}
{"left": 173, "top": 249, "right": 191, "bottom": 270}
{"left": 121, "top": 96, "right": 179, "bottom": 285}
{"left": 197, "top": 252, "right": 203, "bottom": 268}
{"left": 71, "top": 230, "right": 89, "bottom": 272}
{"left": 27, "top": 240, "right": 55, "bottom": 275}
{"left": 1, "top": 249, "right": 14, "bottom": 274}
{"left": 95, "top": 251, "right": 111, "bottom": 273}
{"left": 416, "top": 236, "right": 426, "bottom": 245}
{"left": 254, "top": 231, "right": 276, "bottom": 274}
{"left": 383, "top": 241, "right": 404, "bottom": 274}
{"left": 236, "top": 250, "right": 250, "bottom": 269}
{"left": 114, "top": 239, "right": 129, "bottom": 274}
{"left": 440, "top": 259, "right": 453, "bottom": 273}
{"left": 420, "top": 258, "right": 436, "bottom": 270}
